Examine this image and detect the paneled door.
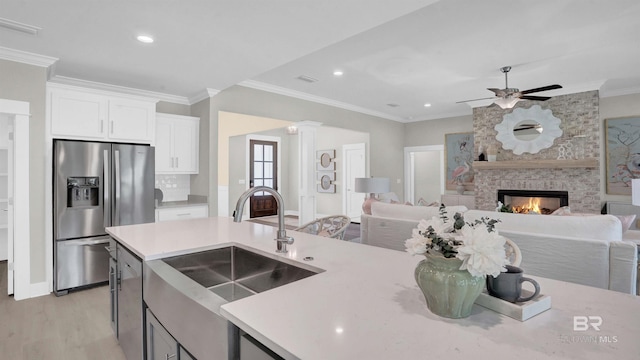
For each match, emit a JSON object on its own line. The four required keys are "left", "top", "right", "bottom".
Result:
{"left": 343, "top": 143, "right": 366, "bottom": 222}
{"left": 249, "top": 140, "right": 278, "bottom": 218}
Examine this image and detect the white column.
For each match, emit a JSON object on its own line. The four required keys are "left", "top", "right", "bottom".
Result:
{"left": 296, "top": 121, "right": 322, "bottom": 226}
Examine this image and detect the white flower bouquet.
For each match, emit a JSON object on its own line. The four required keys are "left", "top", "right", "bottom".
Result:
{"left": 405, "top": 205, "right": 509, "bottom": 277}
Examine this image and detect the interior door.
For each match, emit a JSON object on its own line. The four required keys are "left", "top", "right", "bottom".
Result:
{"left": 343, "top": 143, "right": 366, "bottom": 222}
{"left": 249, "top": 140, "right": 278, "bottom": 218}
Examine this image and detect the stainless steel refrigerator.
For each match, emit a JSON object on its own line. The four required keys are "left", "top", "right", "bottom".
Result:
{"left": 53, "top": 140, "right": 154, "bottom": 295}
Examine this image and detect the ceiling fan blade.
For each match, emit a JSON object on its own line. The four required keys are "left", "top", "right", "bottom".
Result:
{"left": 520, "top": 84, "right": 562, "bottom": 94}
{"left": 520, "top": 95, "right": 551, "bottom": 101}
{"left": 456, "top": 96, "right": 496, "bottom": 104}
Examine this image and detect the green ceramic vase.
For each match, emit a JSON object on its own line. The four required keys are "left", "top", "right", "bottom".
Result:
{"left": 414, "top": 252, "right": 485, "bottom": 319}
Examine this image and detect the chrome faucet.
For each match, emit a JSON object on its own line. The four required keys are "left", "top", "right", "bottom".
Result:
{"left": 233, "top": 186, "right": 294, "bottom": 253}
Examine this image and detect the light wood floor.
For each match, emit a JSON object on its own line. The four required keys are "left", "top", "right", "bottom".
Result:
{"left": 0, "top": 261, "right": 126, "bottom": 359}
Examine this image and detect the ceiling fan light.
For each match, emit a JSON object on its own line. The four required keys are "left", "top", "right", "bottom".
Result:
{"left": 494, "top": 97, "right": 519, "bottom": 109}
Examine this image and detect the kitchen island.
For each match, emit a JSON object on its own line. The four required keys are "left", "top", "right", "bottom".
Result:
{"left": 107, "top": 216, "right": 640, "bottom": 360}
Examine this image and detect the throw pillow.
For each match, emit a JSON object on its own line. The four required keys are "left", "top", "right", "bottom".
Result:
{"left": 614, "top": 214, "right": 636, "bottom": 232}
{"left": 551, "top": 206, "right": 571, "bottom": 215}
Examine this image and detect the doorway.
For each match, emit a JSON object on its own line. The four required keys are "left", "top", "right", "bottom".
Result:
{"left": 249, "top": 139, "right": 278, "bottom": 218}
{"left": 342, "top": 143, "right": 366, "bottom": 222}
{"left": 404, "top": 145, "right": 444, "bottom": 205}
{"left": 0, "top": 99, "right": 30, "bottom": 299}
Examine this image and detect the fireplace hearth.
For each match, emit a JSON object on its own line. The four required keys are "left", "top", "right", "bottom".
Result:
{"left": 498, "top": 190, "right": 569, "bottom": 215}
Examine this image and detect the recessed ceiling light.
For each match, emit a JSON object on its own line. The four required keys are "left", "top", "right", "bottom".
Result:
{"left": 136, "top": 35, "right": 154, "bottom": 43}
{"left": 333, "top": 70, "right": 344, "bottom": 76}
{"left": 424, "top": 103, "right": 432, "bottom": 107}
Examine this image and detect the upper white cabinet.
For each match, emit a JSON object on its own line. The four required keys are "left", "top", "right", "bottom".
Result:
{"left": 49, "top": 84, "right": 156, "bottom": 144}
{"left": 155, "top": 113, "right": 199, "bottom": 174}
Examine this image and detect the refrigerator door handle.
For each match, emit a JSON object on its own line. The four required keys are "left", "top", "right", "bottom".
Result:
{"left": 114, "top": 149, "right": 121, "bottom": 226}
{"left": 61, "top": 238, "right": 111, "bottom": 246}
{"left": 104, "top": 149, "right": 110, "bottom": 228}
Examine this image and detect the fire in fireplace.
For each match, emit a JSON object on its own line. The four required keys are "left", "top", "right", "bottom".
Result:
{"left": 497, "top": 190, "right": 569, "bottom": 215}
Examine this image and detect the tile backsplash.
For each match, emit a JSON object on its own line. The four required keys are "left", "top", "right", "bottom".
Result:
{"left": 155, "top": 174, "right": 190, "bottom": 202}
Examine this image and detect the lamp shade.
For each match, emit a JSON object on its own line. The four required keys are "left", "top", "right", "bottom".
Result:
{"left": 354, "top": 177, "right": 390, "bottom": 194}
{"left": 632, "top": 179, "right": 640, "bottom": 206}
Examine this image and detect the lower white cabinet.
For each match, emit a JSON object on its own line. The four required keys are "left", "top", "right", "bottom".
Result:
{"left": 156, "top": 205, "right": 208, "bottom": 222}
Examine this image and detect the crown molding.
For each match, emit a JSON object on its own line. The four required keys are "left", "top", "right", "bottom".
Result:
{"left": 0, "top": 46, "right": 57, "bottom": 68}
{"left": 47, "top": 75, "right": 192, "bottom": 104}
{"left": 407, "top": 108, "right": 473, "bottom": 122}
{"left": 239, "top": 80, "right": 405, "bottom": 122}
{"left": 0, "top": 17, "right": 40, "bottom": 35}
{"left": 188, "top": 88, "right": 220, "bottom": 104}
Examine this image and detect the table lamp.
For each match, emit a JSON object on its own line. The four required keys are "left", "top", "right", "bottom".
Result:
{"left": 355, "top": 177, "right": 390, "bottom": 215}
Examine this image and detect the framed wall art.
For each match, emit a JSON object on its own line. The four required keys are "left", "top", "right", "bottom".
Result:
{"left": 605, "top": 116, "right": 640, "bottom": 195}
{"left": 316, "top": 149, "right": 336, "bottom": 171}
{"left": 444, "top": 132, "right": 474, "bottom": 191}
{"left": 316, "top": 150, "right": 336, "bottom": 193}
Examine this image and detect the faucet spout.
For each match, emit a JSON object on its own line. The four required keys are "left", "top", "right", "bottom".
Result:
{"left": 233, "top": 186, "right": 294, "bottom": 253}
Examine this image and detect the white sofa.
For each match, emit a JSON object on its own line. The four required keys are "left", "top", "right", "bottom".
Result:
{"left": 360, "top": 202, "right": 638, "bottom": 295}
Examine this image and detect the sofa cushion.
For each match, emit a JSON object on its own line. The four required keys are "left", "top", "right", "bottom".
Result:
{"left": 371, "top": 202, "right": 468, "bottom": 221}
{"left": 465, "top": 210, "right": 623, "bottom": 242}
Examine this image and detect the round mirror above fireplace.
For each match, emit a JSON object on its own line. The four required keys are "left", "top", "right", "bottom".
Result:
{"left": 495, "top": 105, "right": 562, "bottom": 155}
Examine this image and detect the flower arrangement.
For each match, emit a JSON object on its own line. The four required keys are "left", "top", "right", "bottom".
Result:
{"left": 405, "top": 205, "right": 509, "bottom": 277}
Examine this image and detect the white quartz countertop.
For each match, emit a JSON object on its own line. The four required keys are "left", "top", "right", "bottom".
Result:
{"left": 106, "top": 217, "right": 640, "bottom": 360}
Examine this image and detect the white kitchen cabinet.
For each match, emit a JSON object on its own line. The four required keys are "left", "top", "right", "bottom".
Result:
{"left": 155, "top": 113, "right": 199, "bottom": 174}
{"left": 49, "top": 84, "right": 156, "bottom": 144}
{"left": 156, "top": 204, "right": 208, "bottom": 222}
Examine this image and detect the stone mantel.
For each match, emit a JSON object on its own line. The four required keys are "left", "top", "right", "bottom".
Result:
{"left": 473, "top": 158, "right": 598, "bottom": 170}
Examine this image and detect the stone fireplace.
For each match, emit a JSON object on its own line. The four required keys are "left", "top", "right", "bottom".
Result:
{"left": 473, "top": 91, "right": 601, "bottom": 213}
{"left": 498, "top": 189, "right": 569, "bottom": 214}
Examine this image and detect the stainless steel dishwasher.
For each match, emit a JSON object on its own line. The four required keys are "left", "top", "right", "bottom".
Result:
{"left": 117, "top": 243, "right": 143, "bottom": 360}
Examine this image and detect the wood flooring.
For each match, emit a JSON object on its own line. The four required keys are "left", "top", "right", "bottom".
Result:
{"left": 0, "top": 261, "right": 126, "bottom": 360}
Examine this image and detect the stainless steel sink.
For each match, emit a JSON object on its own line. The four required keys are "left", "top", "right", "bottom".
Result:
{"left": 144, "top": 245, "right": 322, "bottom": 360}
{"left": 162, "top": 245, "right": 319, "bottom": 302}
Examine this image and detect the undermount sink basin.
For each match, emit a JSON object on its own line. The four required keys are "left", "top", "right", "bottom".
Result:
{"left": 162, "top": 245, "right": 319, "bottom": 302}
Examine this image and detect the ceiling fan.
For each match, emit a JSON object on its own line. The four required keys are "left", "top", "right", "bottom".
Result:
{"left": 457, "top": 66, "right": 562, "bottom": 109}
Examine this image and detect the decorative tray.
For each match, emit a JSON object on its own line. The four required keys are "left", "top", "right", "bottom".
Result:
{"left": 474, "top": 290, "right": 551, "bottom": 321}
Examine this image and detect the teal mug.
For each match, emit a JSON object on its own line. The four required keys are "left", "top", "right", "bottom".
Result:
{"left": 486, "top": 265, "right": 540, "bottom": 303}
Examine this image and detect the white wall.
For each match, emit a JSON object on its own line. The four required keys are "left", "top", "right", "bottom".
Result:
{"left": 196, "top": 85, "right": 405, "bottom": 216}
{"left": 315, "top": 126, "right": 369, "bottom": 215}
{"left": 0, "top": 59, "right": 47, "bottom": 286}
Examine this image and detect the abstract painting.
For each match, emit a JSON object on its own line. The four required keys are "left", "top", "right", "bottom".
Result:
{"left": 606, "top": 116, "right": 640, "bottom": 195}
{"left": 445, "top": 132, "right": 474, "bottom": 191}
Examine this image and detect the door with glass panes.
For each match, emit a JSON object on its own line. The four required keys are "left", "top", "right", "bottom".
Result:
{"left": 249, "top": 140, "right": 278, "bottom": 218}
